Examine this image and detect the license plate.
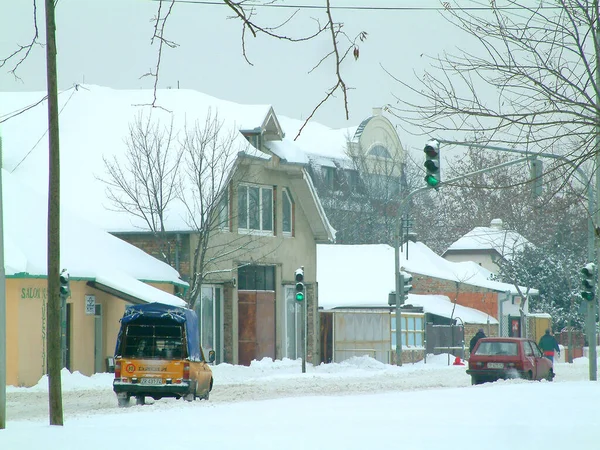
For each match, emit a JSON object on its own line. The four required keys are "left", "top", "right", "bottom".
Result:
{"left": 140, "top": 377, "right": 163, "bottom": 385}
{"left": 487, "top": 362, "right": 504, "bottom": 369}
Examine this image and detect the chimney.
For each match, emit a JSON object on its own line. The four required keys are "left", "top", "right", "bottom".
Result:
{"left": 490, "top": 218, "right": 503, "bottom": 230}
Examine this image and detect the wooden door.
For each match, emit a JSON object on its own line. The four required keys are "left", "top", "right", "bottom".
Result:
{"left": 238, "top": 291, "right": 276, "bottom": 366}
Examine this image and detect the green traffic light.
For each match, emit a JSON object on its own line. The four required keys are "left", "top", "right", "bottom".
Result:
{"left": 424, "top": 174, "right": 440, "bottom": 188}
{"left": 295, "top": 292, "right": 305, "bottom": 302}
{"left": 582, "top": 291, "right": 595, "bottom": 301}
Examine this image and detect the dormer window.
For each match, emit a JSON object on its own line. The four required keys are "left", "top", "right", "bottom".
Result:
{"left": 243, "top": 132, "right": 262, "bottom": 150}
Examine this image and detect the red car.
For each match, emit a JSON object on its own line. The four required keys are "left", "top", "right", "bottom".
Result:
{"left": 467, "top": 337, "right": 554, "bottom": 385}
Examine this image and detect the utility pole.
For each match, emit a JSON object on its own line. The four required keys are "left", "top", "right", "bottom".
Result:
{"left": 592, "top": 0, "right": 600, "bottom": 381}
{"left": 45, "top": 0, "right": 64, "bottom": 424}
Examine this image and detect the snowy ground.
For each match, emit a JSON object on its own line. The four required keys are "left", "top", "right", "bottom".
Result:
{"left": 2, "top": 354, "right": 599, "bottom": 449}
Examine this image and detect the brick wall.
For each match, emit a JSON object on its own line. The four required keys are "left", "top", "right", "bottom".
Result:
{"left": 390, "top": 349, "right": 426, "bottom": 365}
{"left": 223, "top": 282, "right": 234, "bottom": 363}
{"left": 412, "top": 274, "right": 499, "bottom": 319}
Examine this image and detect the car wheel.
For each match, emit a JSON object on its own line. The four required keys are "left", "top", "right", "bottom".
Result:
{"left": 135, "top": 395, "right": 145, "bottom": 406}
{"left": 523, "top": 371, "right": 533, "bottom": 381}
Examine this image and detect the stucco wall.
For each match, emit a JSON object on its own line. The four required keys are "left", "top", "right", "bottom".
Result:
{"left": 7, "top": 277, "right": 172, "bottom": 387}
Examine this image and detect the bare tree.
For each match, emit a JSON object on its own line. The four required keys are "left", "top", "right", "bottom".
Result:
{"left": 177, "top": 110, "right": 266, "bottom": 307}
{"left": 388, "top": 0, "right": 600, "bottom": 184}
{"left": 102, "top": 113, "right": 183, "bottom": 264}
{"left": 102, "top": 111, "right": 279, "bottom": 309}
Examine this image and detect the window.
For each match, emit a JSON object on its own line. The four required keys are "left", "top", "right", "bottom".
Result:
{"left": 238, "top": 184, "right": 274, "bottom": 234}
{"left": 368, "top": 144, "right": 392, "bottom": 159}
{"left": 475, "top": 341, "right": 518, "bottom": 356}
{"left": 237, "top": 265, "right": 275, "bottom": 290}
{"left": 366, "top": 173, "right": 401, "bottom": 197}
{"left": 217, "top": 187, "right": 229, "bottom": 230}
{"left": 282, "top": 189, "right": 293, "bottom": 235}
{"left": 391, "top": 313, "right": 424, "bottom": 350}
{"left": 321, "top": 167, "right": 335, "bottom": 190}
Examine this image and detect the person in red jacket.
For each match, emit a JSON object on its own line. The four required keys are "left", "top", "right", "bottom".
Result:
{"left": 538, "top": 329, "right": 560, "bottom": 363}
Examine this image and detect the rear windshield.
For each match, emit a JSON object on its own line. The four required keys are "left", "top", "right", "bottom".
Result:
{"left": 475, "top": 341, "right": 518, "bottom": 356}
{"left": 121, "top": 321, "right": 186, "bottom": 359}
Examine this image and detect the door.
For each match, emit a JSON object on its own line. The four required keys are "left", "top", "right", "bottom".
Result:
{"left": 237, "top": 265, "right": 276, "bottom": 366}
{"left": 238, "top": 291, "right": 276, "bottom": 366}
{"left": 198, "top": 286, "right": 223, "bottom": 363}
{"left": 94, "top": 304, "right": 103, "bottom": 373}
{"left": 509, "top": 316, "right": 521, "bottom": 337}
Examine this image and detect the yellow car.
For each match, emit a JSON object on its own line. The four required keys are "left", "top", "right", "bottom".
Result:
{"left": 113, "top": 303, "right": 215, "bottom": 407}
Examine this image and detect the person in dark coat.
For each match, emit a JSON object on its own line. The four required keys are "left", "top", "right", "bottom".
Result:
{"left": 538, "top": 329, "right": 560, "bottom": 363}
{"left": 469, "top": 328, "right": 486, "bottom": 355}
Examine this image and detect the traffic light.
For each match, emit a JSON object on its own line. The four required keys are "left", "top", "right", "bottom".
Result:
{"left": 59, "top": 269, "right": 70, "bottom": 298}
{"left": 530, "top": 159, "right": 543, "bottom": 197}
{"left": 424, "top": 139, "right": 441, "bottom": 188}
{"left": 295, "top": 267, "right": 305, "bottom": 302}
{"left": 401, "top": 271, "right": 413, "bottom": 295}
{"left": 581, "top": 263, "right": 596, "bottom": 301}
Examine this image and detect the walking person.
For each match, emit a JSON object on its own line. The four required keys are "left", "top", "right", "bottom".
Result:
{"left": 539, "top": 329, "right": 560, "bottom": 364}
{"left": 469, "top": 328, "right": 486, "bottom": 355}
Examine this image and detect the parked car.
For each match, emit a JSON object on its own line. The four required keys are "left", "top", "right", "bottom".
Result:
{"left": 467, "top": 337, "right": 554, "bottom": 385}
{"left": 113, "top": 303, "right": 215, "bottom": 407}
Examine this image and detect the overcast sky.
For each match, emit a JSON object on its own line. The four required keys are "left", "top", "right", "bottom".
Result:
{"left": 0, "top": 0, "right": 478, "bottom": 151}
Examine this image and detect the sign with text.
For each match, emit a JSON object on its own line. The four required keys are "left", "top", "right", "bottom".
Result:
{"left": 85, "top": 295, "right": 96, "bottom": 315}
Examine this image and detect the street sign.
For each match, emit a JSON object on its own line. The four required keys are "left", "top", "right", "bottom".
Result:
{"left": 85, "top": 295, "right": 96, "bottom": 315}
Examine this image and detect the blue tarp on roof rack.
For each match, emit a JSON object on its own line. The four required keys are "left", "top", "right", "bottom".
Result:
{"left": 114, "top": 302, "right": 202, "bottom": 361}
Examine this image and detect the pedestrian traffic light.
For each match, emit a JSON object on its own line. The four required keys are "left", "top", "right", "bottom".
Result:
{"left": 424, "top": 139, "right": 441, "bottom": 188}
{"left": 59, "top": 269, "right": 70, "bottom": 298}
{"left": 295, "top": 267, "right": 305, "bottom": 302}
{"left": 581, "top": 263, "right": 596, "bottom": 301}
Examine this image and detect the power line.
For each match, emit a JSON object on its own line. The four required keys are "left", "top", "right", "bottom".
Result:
{"left": 149, "top": 0, "right": 556, "bottom": 12}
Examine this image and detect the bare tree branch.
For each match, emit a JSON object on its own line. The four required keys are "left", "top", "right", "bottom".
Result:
{"left": 0, "top": 0, "right": 42, "bottom": 81}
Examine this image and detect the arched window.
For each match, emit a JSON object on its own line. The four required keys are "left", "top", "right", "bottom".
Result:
{"left": 368, "top": 145, "right": 392, "bottom": 159}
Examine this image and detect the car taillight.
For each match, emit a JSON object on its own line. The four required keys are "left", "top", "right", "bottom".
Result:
{"left": 115, "top": 361, "right": 121, "bottom": 378}
{"left": 183, "top": 362, "right": 190, "bottom": 381}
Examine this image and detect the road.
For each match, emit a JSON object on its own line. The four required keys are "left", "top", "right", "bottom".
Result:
{"left": 5, "top": 358, "right": 589, "bottom": 422}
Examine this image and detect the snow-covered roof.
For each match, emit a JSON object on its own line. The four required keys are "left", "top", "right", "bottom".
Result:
{"left": 317, "top": 242, "right": 534, "bottom": 310}
{"left": 444, "top": 219, "right": 530, "bottom": 259}
{"left": 278, "top": 115, "right": 357, "bottom": 161}
{"left": 1, "top": 168, "right": 186, "bottom": 307}
{"left": 0, "top": 84, "right": 271, "bottom": 233}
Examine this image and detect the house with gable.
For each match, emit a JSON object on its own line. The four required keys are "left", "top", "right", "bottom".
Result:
{"left": 0, "top": 85, "right": 334, "bottom": 368}
{"left": 442, "top": 218, "right": 550, "bottom": 341}
{"left": 278, "top": 107, "right": 407, "bottom": 245}
{"left": 442, "top": 218, "right": 530, "bottom": 273}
